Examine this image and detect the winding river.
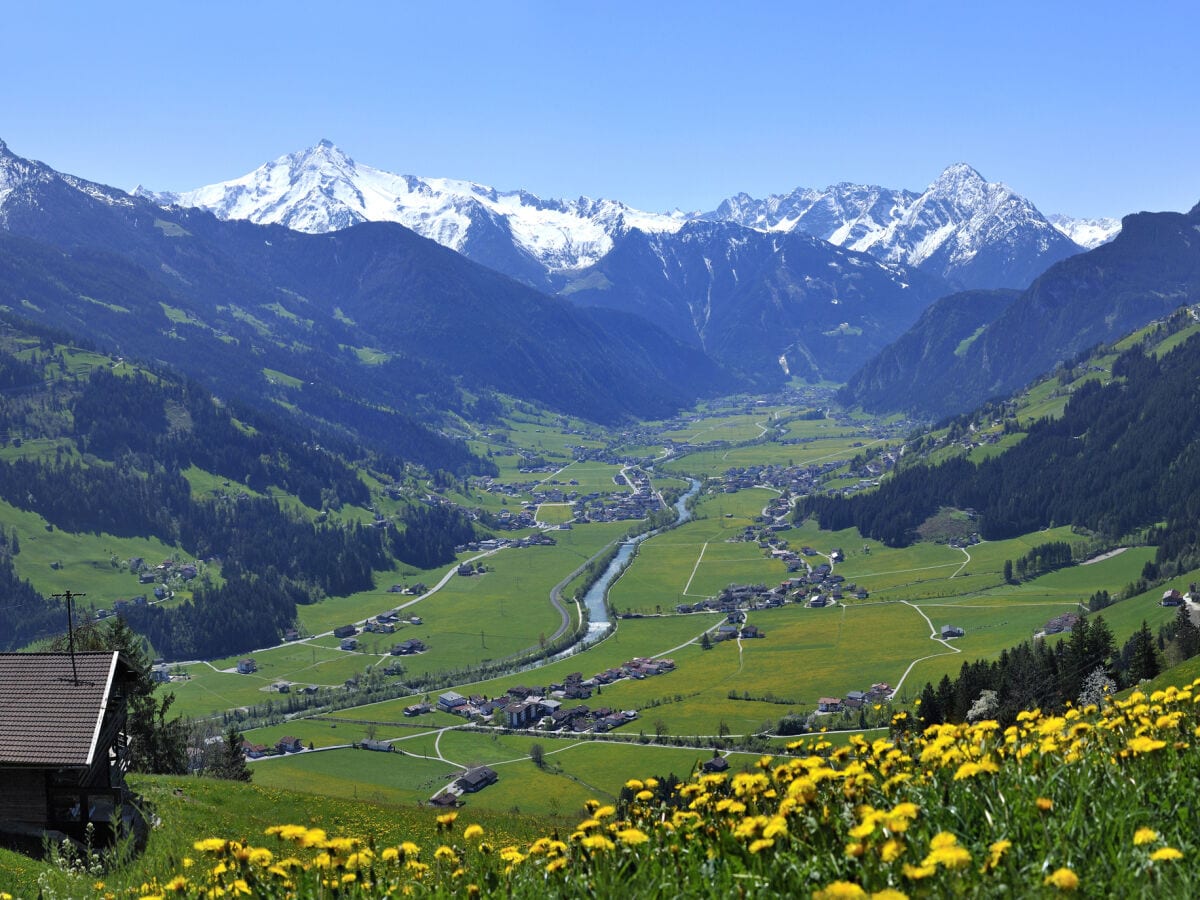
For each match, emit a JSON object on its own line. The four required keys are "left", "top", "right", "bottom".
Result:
{"left": 574, "top": 476, "right": 701, "bottom": 646}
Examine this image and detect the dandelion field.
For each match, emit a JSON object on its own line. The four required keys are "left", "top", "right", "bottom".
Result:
{"left": 15, "top": 679, "right": 1200, "bottom": 898}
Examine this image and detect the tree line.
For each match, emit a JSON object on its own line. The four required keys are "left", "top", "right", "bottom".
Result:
{"left": 911, "top": 608, "right": 1200, "bottom": 728}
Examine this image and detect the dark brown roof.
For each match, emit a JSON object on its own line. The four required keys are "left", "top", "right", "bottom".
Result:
{"left": 0, "top": 652, "right": 130, "bottom": 767}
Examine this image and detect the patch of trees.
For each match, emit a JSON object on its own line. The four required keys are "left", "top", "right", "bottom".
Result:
{"left": 389, "top": 504, "right": 478, "bottom": 570}
{"left": 803, "top": 336, "right": 1200, "bottom": 578}
{"left": 1004, "top": 541, "right": 1073, "bottom": 583}
{"left": 122, "top": 571, "right": 307, "bottom": 659}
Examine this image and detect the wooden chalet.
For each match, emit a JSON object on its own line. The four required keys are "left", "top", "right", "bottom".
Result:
{"left": 0, "top": 651, "right": 143, "bottom": 853}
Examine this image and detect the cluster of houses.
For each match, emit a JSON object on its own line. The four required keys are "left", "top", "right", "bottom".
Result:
{"left": 454, "top": 533, "right": 559, "bottom": 558}
{"left": 675, "top": 573, "right": 869, "bottom": 618}
{"left": 362, "top": 611, "right": 421, "bottom": 634}
{"left": 573, "top": 470, "right": 663, "bottom": 524}
{"left": 816, "top": 683, "right": 894, "bottom": 714}
{"left": 423, "top": 660, "right": 674, "bottom": 734}
{"left": 719, "top": 461, "right": 846, "bottom": 496}
{"left": 130, "top": 556, "right": 199, "bottom": 585}
{"left": 242, "top": 735, "right": 306, "bottom": 759}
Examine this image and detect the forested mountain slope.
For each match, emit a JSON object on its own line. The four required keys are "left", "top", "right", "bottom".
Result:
{"left": 807, "top": 333, "right": 1200, "bottom": 577}
{"left": 0, "top": 329, "right": 479, "bottom": 658}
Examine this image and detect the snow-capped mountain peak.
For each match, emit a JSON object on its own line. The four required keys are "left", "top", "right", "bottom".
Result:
{"left": 702, "top": 164, "right": 1083, "bottom": 290}
{"left": 140, "top": 142, "right": 686, "bottom": 275}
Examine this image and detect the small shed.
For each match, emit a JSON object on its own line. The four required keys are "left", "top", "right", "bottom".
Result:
{"left": 0, "top": 652, "right": 144, "bottom": 853}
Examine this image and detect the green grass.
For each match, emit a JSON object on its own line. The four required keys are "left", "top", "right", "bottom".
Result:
{"left": 0, "top": 774, "right": 549, "bottom": 898}
{"left": 535, "top": 503, "right": 575, "bottom": 524}
{"left": 0, "top": 497, "right": 185, "bottom": 614}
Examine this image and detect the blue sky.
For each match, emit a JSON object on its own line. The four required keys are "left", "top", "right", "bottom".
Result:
{"left": 3, "top": 1, "right": 1196, "bottom": 218}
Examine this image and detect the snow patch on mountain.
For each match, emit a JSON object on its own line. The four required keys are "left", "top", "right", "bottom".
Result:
{"left": 140, "top": 140, "right": 686, "bottom": 272}
{"left": 1048, "top": 213, "right": 1122, "bottom": 249}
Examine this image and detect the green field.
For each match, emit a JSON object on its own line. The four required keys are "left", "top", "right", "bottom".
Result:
{"left": 248, "top": 733, "right": 765, "bottom": 820}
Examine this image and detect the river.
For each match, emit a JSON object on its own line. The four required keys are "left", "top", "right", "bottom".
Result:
{"left": 573, "top": 476, "right": 701, "bottom": 647}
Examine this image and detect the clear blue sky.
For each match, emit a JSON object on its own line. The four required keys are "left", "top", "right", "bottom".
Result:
{"left": 3, "top": 1, "right": 1196, "bottom": 219}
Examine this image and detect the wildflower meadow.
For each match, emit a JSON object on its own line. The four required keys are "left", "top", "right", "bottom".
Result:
{"left": 31, "top": 677, "right": 1200, "bottom": 899}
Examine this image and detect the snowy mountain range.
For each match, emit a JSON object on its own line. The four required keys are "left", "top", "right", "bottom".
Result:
{"left": 141, "top": 143, "right": 1103, "bottom": 293}
{"left": 705, "top": 164, "right": 1088, "bottom": 289}
{"left": 138, "top": 140, "right": 686, "bottom": 283}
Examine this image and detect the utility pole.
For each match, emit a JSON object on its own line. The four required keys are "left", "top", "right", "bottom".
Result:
{"left": 52, "top": 589, "right": 86, "bottom": 686}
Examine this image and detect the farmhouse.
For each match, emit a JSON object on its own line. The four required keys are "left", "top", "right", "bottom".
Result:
{"left": 236, "top": 658, "right": 257, "bottom": 674}
{"left": 818, "top": 697, "right": 843, "bottom": 713}
{"left": 941, "top": 625, "right": 965, "bottom": 639}
{"left": 437, "top": 691, "right": 468, "bottom": 712}
{"left": 1043, "top": 613, "right": 1081, "bottom": 635}
{"left": 456, "top": 766, "right": 498, "bottom": 793}
{"left": 0, "top": 652, "right": 144, "bottom": 853}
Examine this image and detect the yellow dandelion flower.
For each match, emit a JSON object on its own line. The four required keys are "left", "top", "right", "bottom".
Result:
{"left": 813, "top": 881, "right": 867, "bottom": 899}
{"left": 984, "top": 839, "right": 1011, "bottom": 871}
{"left": 923, "top": 845, "right": 971, "bottom": 869}
{"left": 1036, "top": 797, "right": 1054, "bottom": 812}
{"left": 929, "top": 831, "right": 959, "bottom": 850}
{"left": 625, "top": 779, "right": 644, "bottom": 791}
{"left": 300, "top": 827, "right": 327, "bottom": 847}
{"left": 1127, "top": 736, "right": 1167, "bottom": 754}
{"left": 749, "top": 837, "right": 775, "bottom": 854}
{"left": 594, "top": 804, "right": 617, "bottom": 819}
{"left": 1151, "top": 847, "right": 1183, "bottom": 861}
{"left": 435, "top": 845, "right": 458, "bottom": 863}
{"left": 635, "top": 789, "right": 655, "bottom": 802}
{"left": 1133, "top": 827, "right": 1159, "bottom": 846}
{"left": 545, "top": 857, "right": 568, "bottom": 873}
{"left": 869, "top": 891, "right": 909, "bottom": 900}
{"left": 890, "top": 802, "right": 919, "bottom": 820}
{"left": 762, "top": 816, "right": 788, "bottom": 840}
{"left": 850, "top": 821, "right": 876, "bottom": 839}
{"left": 617, "top": 827, "right": 650, "bottom": 846}
{"left": 902, "top": 862, "right": 937, "bottom": 880}
{"left": 193, "top": 838, "right": 226, "bottom": 853}
{"left": 436, "top": 812, "right": 458, "bottom": 829}
{"left": 880, "top": 838, "right": 905, "bottom": 863}
{"left": 1043, "top": 867, "right": 1079, "bottom": 890}
{"left": 463, "top": 823, "right": 484, "bottom": 840}
{"left": 381, "top": 847, "right": 400, "bottom": 862}
{"left": 164, "top": 877, "right": 187, "bottom": 893}
{"left": 581, "top": 834, "right": 615, "bottom": 852}
{"left": 400, "top": 841, "right": 421, "bottom": 858}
